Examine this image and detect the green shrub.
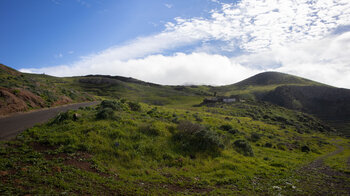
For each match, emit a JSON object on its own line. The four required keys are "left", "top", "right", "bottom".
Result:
{"left": 301, "top": 145, "right": 310, "bottom": 152}
{"left": 219, "top": 124, "right": 239, "bottom": 134}
{"left": 147, "top": 107, "right": 162, "bottom": 118}
{"left": 99, "top": 100, "right": 126, "bottom": 111}
{"left": 96, "top": 108, "right": 114, "bottom": 120}
{"left": 172, "top": 121, "right": 224, "bottom": 155}
{"left": 128, "top": 101, "right": 141, "bottom": 111}
{"left": 233, "top": 139, "right": 254, "bottom": 157}
{"left": 51, "top": 111, "right": 70, "bottom": 124}
{"left": 277, "top": 143, "right": 286, "bottom": 151}
{"left": 193, "top": 113, "right": 203, "bottom": 122}
{"left": 264, "top": 142, "right": 273, "bottom": 148}
{"left": 250, "top": 132, "right": 261, "bottom": 142}
{"left": 139, "top": 123, "right": 161, "bottom": 136}
{"left": 100, "top": 100, "right": 118, "bottom": 109}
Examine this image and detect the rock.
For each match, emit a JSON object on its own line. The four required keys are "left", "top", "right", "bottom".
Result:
{"left": 73, "top": 113, "right": 81, "bottom": 121}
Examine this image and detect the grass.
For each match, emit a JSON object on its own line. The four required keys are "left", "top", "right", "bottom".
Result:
{"left": 1, "top": 99, "right": 348, "bottom": 195}
{"left": 1, "top": 64, "right": 349, "bottom": 194}
{"left": 324, "top": 139, "right": 350, "bottom": 173}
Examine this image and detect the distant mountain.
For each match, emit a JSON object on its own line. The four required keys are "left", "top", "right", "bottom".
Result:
{"left": 218, "top": 72, "right": 350, "bottom": 136}
{"left": 235, "top": 71, "right": 322, "bottom": 87}
{"left": 211, "top": 72, "right": 323, "bottom": 99}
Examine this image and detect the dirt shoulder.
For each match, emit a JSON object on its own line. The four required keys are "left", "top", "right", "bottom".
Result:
{"left": 0, "top": 101, "right": 99, "bottom": 140}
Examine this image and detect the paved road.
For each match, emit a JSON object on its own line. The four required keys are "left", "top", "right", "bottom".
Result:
{"left": 0, "top": 101, "right": 99, "bottom": 140}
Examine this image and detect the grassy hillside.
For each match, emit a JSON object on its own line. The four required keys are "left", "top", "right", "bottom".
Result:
{"left": 2, "top": 64, "right": 350, "bottom": 135}
{"left": 1, "top": 99, "right": 349, "bottom": 195}
{"left": 263, "top": 85, "right": 350, "bottom": 136}
{"left": 68, "top": 75, "right": 210, "bottom": 107}
{"left": 1, "top": 65, "right": 350, "bottom": 195}
{"left": 210, "top": 72, "right": 323, "bottom": 98}
{"left": 211, "top": 72, "right": 350, "bottom": 136}
{"left": 0, "top": 64, "right": 95, "bottom": 115}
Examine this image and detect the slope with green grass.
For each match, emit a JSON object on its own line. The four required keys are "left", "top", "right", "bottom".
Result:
{"left": 0, "top": 64, "right": 95, "bottom": 115}
{"left": 1, "top": 64, "right": 350, "bottom": 195}
{"left": 211, "top": 72, "right": 323, "bottom": 98}
{"left": 1, "top": 99, "right": 349, "bottom": 195}
{"left": 212, "top": 72, "right": 350, "bottom": 136}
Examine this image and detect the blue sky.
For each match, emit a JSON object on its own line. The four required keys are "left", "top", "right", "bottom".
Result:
{"left": 1, "top": 0, "right": 350, "bottom": 88}
{"left": 1, "top": 0, "right": 224, "bottom": 68}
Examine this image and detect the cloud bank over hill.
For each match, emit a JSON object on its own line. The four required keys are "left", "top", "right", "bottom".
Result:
{"left": 21, "top": 0, "right": 350, "bottom": 87}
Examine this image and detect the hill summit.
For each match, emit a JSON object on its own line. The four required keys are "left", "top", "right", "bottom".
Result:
{"left": 235, "top": 71, "right": 321, "bottom": 87}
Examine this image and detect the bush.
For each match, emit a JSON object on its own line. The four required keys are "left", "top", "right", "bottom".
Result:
{"left": 301, "top": 145, "right": 310, "bottom": 152}
{"left": 219, "top": 124, "right": 239, "bottom": 135}
{"left": 233, "top": 139, "right": 254, "bottom": 157}
{"left": 277, "top": 143, "right": 286, "bottom": 151}
{"left": 139, "top": 123, "right": 161, "bottom": 136}
{"left": 96, "top": 108, "right": 114, "bottom": 120}
{"left": 99, "top": 100, "right": 127, "bottom": 111}
{"left": 172, "top": 121, "right": 224, "bottom": 155}
{"left": 264, "top": 142, "right": 273, "bottom": 148}
{"left": 51, "top": 111, "right": 70, "bottom": 124}
{"left": 193, "top": 113, "right": 203, "bottom": 122}
{"left": 250, "top": 132, "right": 261, "bottom": 142}
{"left": 220, "top": 124, "right": 233, "bottom": 131}
{"left": 100, "top": 100, "right": 118, "bottom": 109}
{"left": 128, "top": 102, "right": 141, "bottom": 111}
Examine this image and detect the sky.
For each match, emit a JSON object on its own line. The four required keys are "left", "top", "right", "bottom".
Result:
{"left": 1, "top": 0, "right": 350, "bottom": 88}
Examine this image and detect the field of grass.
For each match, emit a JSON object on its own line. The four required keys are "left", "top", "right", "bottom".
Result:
{"left": 1, "top": 65, "right": 349, "bottom": 194}
{"left": 324, "top": 138, "right": 350, "bottom": 173}
{"left": 1, "top": 99, "right": 348, "bottom": 195}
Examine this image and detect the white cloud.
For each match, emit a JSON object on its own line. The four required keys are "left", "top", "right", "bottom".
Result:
{"left": 164, "top": 3, "right": 173, "bottom": 9}
{"left": 273, "top": 32, "right": 350, "bottom": 88}
{"left": 21, "top": 52, "right": 259, "bottom": 85}
{"left": 232, "top": 32, "right": 350, "bottom": 88}
{"left": 21, "top": 0, "right": 350, "bottom": 88}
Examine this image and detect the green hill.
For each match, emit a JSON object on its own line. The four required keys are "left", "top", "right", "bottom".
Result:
{"left": 235, "top": 71, "right": 318, "bottom": 87}
{"left": 0, "top": 64, "right": 95, "bottom": 115}
{"left": 0, "top": 64, "right": 349, "bottom": 195}
{"left": 210, "top": 72, "right": 350, "bottom": 135}
{"left": 262, "top": 85, "right": 350, "bottom": 136}
{"left": 211, "top": 72, "right": 323, "bottom": 98}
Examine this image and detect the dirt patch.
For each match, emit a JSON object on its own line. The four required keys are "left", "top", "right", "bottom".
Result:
{"left": 0, "top": 87, "right": 45, "bottom": 116}
{"left": 31, "top": 142, "right": 58, "bottom": 152}
{"left": 30, "top": 142, "right": 112, "bottom": 178}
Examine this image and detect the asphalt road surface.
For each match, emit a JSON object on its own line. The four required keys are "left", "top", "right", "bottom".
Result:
{"left": 0, "top": 101, "right": 99, "bottom": 140}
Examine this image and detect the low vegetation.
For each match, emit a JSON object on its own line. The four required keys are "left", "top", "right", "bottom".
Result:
{"left": 1, "top": 64, "right": 349, "bottom": 195}
{"left": 1, "top": 98, "right": 349, "bottom": 195}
